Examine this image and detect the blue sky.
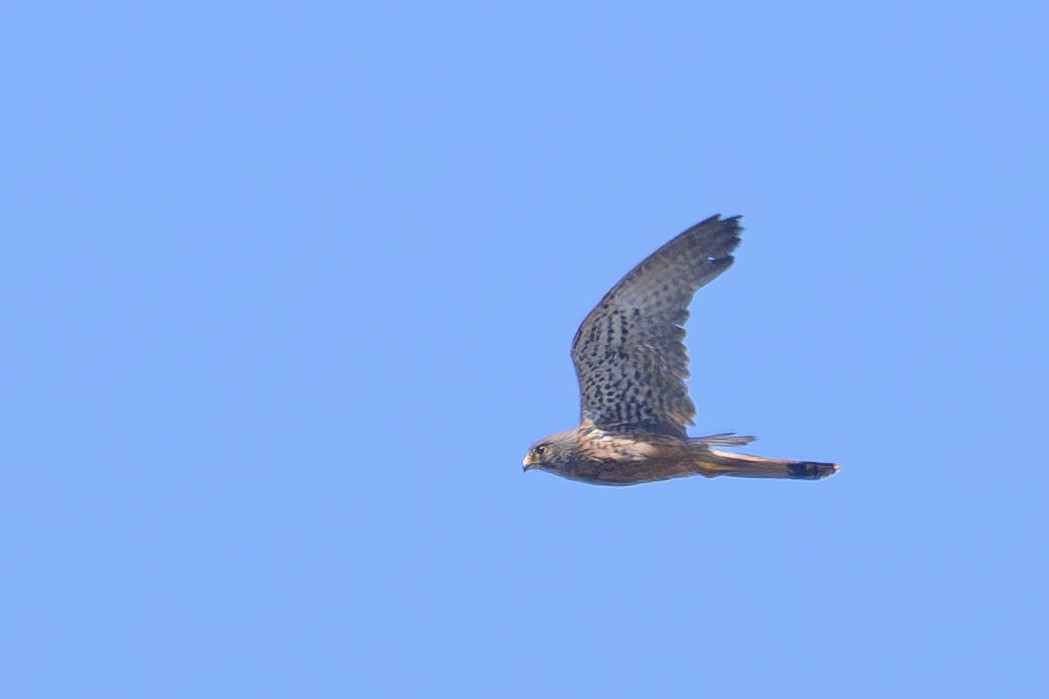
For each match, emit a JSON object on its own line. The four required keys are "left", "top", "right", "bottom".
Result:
{"left": 3, "top": 2, "right": 1048, "bottom": 697}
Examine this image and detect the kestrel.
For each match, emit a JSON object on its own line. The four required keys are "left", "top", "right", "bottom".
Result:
{"left": 523, "top": 214, "right": 838, "bottom": 486}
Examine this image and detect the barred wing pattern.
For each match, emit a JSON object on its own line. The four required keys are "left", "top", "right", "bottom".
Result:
{"left": 570, "top": 215, "right": 742, "bottom": 438}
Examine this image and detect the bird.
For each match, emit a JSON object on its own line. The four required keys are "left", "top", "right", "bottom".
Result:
{"left": 522, "top": 214, "right": 838, "bottom": 486}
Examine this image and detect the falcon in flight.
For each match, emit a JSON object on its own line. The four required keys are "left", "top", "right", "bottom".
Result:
{"left": 523, "top": 215, "right": 838, "bottom": 486}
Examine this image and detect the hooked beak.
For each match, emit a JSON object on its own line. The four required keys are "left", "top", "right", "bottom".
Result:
{"left": 522, "top": 454, "right": 536, "bottom": 472}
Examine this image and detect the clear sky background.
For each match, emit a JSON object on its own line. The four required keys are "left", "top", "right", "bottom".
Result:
{"left": 3, "top": 2, "right": 1048, "bottom": 697}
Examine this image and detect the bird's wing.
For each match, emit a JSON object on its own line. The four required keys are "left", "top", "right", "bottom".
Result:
{"left": 570, "top": 215, "right": 742, "bottom": 438}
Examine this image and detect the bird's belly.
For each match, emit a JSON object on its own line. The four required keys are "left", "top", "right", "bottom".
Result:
{"left": 555, "top": 456, "right": 697, "bottom": 486}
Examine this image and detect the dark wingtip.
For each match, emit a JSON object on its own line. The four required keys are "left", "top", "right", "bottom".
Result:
{"left": 788, "top": 461, "right": 840, "bottom": 480}
{"left": 699, "top": 213, "right": 742, "bottom": 224}
{"left": 682, "top": 213, "right": 743, "bottom": 263}
{"left": 701, "top": 213, "right": 743, "bottom": 232}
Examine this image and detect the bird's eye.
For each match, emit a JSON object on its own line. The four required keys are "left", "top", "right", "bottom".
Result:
{"left": 534, "top": 445, "right": 546, "bottom": 457}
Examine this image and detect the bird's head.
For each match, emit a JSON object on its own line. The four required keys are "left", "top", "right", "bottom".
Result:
{"left": 523, "top": 431, "right": 577, "bottom": 472}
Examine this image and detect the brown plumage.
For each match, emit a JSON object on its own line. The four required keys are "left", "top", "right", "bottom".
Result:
{"left": 523, "top": 214, "right": 838, "bottom": 486}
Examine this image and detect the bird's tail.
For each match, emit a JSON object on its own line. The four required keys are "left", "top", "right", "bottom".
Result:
{"left": 693, "top": 448, "right": 839, "bottom": 480}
